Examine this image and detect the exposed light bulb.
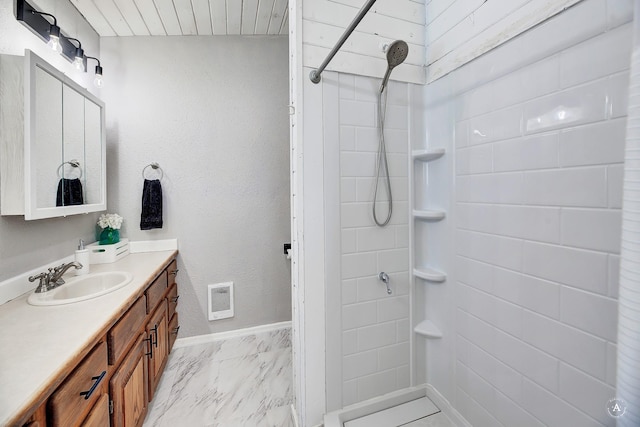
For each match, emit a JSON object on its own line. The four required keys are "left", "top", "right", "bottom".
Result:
{"left": 47, "top": 24, "right": 62, "bottom": 54}
{"left": 72, "top": 44, "right": 85, "bottom": 71}
{"left": 73, "top": 56, "right": 84, "bottom": 70}
{"left": 47, "top": 35, "right": 62, "bottom": 54}
{"left": 87, "top": 58, "right": 104, "bottom": 88}
{"left": 94, "top": 72, "right": 104, "bottom": 88}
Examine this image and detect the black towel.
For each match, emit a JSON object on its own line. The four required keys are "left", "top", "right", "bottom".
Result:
{"left": 141, "top": 179, "right": 163, "bottom": 230}
{"left": 56, "top": 178, "right": 84, "bottom": 206}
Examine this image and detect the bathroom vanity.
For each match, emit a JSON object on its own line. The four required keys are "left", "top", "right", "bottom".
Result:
{"left": 0, "top": 250, "right": 179, "bottom": 427}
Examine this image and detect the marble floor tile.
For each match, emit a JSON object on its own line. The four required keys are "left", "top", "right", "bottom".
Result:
{"left": 143, "top": 327, "right": 293, "bottom": 427}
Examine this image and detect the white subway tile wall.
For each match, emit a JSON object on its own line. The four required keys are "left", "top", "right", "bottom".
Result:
{"left": 423, "top": 1, "right": 629, "bottom": 425}
{"left": 339, "top": 76, "right": 412, "bottom": 406}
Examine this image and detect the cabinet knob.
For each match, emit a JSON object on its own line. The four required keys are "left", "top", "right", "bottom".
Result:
{"left": 170, "top": 269, "right": 179, "bottom": 276}
{"left": 171, "top": 295, "right": 180, "bottom": 303}
{"left": 79, "top": 371, "right": 106, "bottom": 400}
{"left": 172, "top": 325, "right": 180, "bottom": 335}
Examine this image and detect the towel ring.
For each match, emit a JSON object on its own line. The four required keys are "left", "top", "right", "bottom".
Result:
{"left": 142, "top": 162, "right": 163, "bottom": 180}
{"left": 57, "top": 160, "right": 83, "bottom": 179}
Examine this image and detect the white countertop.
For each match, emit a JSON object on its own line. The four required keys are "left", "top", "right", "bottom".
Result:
{"left": 0, "top": 250, "right": 177, "bottom": 426}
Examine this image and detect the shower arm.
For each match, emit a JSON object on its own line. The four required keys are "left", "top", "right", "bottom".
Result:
{"left": 309, "top": 0, "right": 377, "bottom": 84}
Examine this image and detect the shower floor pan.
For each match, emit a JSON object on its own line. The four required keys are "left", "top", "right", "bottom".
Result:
{"left": 324, "top": 385, "right": 442, "bottom": 427}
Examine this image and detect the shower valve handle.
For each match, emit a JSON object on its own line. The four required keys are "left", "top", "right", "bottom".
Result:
{"left": 378, "top": 272, "right": 392, "bottom": 294}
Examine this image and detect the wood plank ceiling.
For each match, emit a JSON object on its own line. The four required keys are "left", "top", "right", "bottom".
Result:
{"left": 69, "top": 0, "right": 289, "bottom": 37}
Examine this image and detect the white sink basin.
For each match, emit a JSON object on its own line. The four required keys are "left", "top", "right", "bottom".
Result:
{"left": 27, "top": 271, "right": 133, "bottom": 306}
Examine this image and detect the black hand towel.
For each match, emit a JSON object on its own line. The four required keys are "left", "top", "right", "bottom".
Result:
{"left": 56, "top": 178, "right": 84, "bottom": 206}
{"left": 141, "top": 179, "right": 163, "bottom": 230}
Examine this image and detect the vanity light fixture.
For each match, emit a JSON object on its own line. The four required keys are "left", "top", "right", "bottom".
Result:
{"left": 86, "top": 56, "right": 104, "bottom": 88}
{"left": 15, "top": 0, "right": 64, "bottom": 53}
{"left": 67, "top": 38, "right": 86, "bottom": 71}
{"left": 15, "top": 0, "right": 101, "bottom": 77}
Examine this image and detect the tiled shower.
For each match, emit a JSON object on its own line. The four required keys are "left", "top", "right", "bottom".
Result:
{"left": 316, "top": 0, "right": 632, "bottom": 425}
{"left": 425, "top": 1, "right": 628, "bottom": 425}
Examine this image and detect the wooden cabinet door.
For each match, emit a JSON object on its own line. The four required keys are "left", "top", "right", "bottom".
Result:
{"left": 82, "top": 393, "right": 110, "bottom": 427}
{"left": 110, "top": 332, "right": 148, "bottom": 427}
{"left": 146, "top": 300, "right": 168, "bottom": 402}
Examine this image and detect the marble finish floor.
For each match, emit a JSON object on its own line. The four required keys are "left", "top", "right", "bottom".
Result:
{"left": 143, "top": 328, "right": 294, "bottom": 427}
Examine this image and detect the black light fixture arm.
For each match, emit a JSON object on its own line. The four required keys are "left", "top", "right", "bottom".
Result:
{"left": 85, "top": 56, "right": 104, "bottom": 87}
{"left": 67, "top": 37, "right": 81, "bottom": 49}
{"left": 31, "top": 9, "right": 57, "bottom": 26}
{"left": 85, "top": 56, "right": 102, "bottom": 73}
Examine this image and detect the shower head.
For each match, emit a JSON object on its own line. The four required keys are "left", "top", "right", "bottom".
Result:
{"left": 380, "top": 40, "right": 409, "bottom": 93}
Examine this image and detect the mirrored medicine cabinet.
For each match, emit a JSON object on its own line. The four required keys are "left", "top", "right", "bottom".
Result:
{"left": 0, "top": 49, "right": 106, "bottom": 220}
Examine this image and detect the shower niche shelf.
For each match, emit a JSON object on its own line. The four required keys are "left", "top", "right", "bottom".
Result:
{"left": 413, "top": 210, "right": 445, "bottom": 221}
{"left": 413, "top": 267, "right": 446, "bottom": 283}
{"left": 414, "top": 320, "right": 442, "bottom": 338}
{"left": 412, "top": 148, "right": 445, "bottom": 162}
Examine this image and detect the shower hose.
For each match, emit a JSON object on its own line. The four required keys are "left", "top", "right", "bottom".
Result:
{"left": 373, "top": 86, "right": 393, "bottom": 227}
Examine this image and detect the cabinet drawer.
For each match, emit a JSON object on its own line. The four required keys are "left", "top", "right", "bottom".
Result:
{"left": 81, "top": 393, "right": 109, "bottom": 427}
{"left": 167, "top": 282, "right": 179, "bottom": 320}
{"left": 169, "top": 312, "right": 179, "bottom": 352}
{"left": 108, "top": 296, "right": 146, "bottom": 365}
{"left": 48, "top": 341, "right": 108, "bottom": 427}
{"left": 167, "top": 259, "right": 178, "bottom": 286}
{"left": 146, "top": 271, "right": 168, "bottom": 314}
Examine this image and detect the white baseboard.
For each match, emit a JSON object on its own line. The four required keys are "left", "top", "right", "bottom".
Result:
{"left": 173, "top": 320, "right": 292, "bottom": 349}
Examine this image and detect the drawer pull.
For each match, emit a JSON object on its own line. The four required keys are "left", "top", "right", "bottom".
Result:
{"left": 151, "top": 324, "right": 159, "bottom": 347}
{"left": 172, "top": 295, "right": 180, "bottom": 303}
{"left": 170, "top": 269, "right": 179, "bottom": 276}
{"left": 79, "top": 370, "right": 106, "bottom": 400}
{"left": 144, "top": 335, "right": 154, "bottom": 359}
{"left": 172, "top": 325, "right": 180, "bottom": 335}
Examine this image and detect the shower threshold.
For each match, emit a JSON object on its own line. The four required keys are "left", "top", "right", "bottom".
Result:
{"left": 324, "top": 385, "right": 448, "bottom": 427}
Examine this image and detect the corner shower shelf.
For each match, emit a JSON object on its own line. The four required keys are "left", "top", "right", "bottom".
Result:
{"left": 413, "top": 267, "right": 446, "bottom": 283}
{"left": 412, "top": 148, "right": 445, "bottom": 162}
{"left": 414, "top": 320, "right": 442, "bottom": 339}
{"left": 413, "top": 210, "right": 446, "bottom": 221}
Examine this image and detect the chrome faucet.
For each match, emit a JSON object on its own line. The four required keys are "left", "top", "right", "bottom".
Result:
{"left": 29, "top": 261, "right": 83, "bottom": 293}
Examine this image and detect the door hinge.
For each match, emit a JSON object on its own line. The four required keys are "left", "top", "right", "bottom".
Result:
{"left": 109, "top": 400, "right": 114, "bottom": 415}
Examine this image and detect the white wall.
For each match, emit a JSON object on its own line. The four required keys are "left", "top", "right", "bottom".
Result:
{"left": 425, "top": 0, "right": 584, "bottom": 82}
{"left": 0, "top": 0, "right": 101, "bottom": 281}
{"left": 422, "top": 0, "right": 632, "bottom": 425}
{"left": 302, "top": 0, "right": 426, "bottom": 84}
{"left": 100, "top": 36, "right": 291, "bottom": 337}
{"left": 298, "top": 67, "right": 418, "bottom": 420}
{"left": 335, "top": 74, "right": 414, "bottom": 408}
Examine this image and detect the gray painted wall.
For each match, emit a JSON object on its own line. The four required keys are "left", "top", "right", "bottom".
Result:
{"left": 100, "top": 36, "right": 291, "bottom": 337}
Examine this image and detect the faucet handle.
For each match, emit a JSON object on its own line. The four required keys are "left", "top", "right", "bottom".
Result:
{"left": 28, "top": 272, "right": 48, "bottom": 282}
{"left": 28, "top": 272, "right": 51, "bottom": 293}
